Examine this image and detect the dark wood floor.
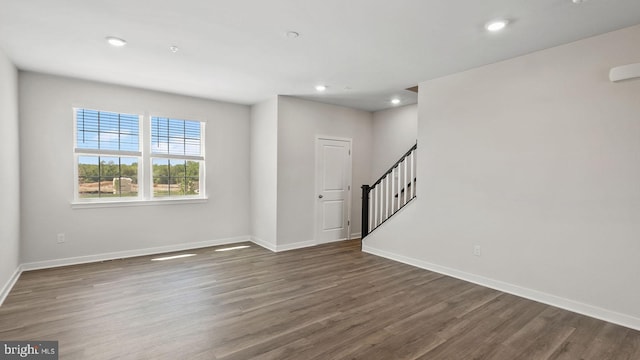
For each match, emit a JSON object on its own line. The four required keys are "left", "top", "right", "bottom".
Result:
{"left": 1, "top": 240, "right": 638, "bottom": 359}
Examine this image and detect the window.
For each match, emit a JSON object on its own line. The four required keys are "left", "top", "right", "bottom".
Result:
{"left": 74, "top": 109, "right": 205, "bottom": 203}
{"left": 75, "top": 109, "right": 141, "bottom": 200}
{"left": 151, "top": 117, "right": 204, "bottom": 198}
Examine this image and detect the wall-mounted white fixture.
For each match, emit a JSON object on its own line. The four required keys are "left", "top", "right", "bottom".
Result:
{"left": 609, "top": 63, "right": 640, "bottom": 82}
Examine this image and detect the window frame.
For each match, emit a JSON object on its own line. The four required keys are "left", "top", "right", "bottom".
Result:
{"left": 148, "top": 116, "right": 206, "bottom": 200}
{"left": 72, "top": 108, "right": 207, "bottom": 207}
{"left": 73, "top": 108, "right": 143, "bottom": 203}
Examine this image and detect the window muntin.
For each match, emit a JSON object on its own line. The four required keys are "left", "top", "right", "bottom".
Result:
{"left": 151, "top": 117, "right": 201, "bottom": 156}
{"left": 76, "top": 109, "right": 139, "bottom": 152}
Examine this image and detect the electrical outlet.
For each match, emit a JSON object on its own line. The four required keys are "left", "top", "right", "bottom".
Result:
{"left": 57, "top": 233, "right": 65, "bottom": 244}
{"left": 473, "top": 245, "right": 481, "bottom": 257}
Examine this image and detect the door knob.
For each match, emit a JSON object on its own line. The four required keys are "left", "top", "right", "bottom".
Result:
{"left": 318, "top": 195, "right": 324, "bottom": 199}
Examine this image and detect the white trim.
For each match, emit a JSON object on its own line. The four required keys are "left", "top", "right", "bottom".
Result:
{"left": 315, "top": 134, "right": 353, "bottom": 142}
{"left": 275, "top": 240, "right": 317, "bottom": 252}
{"left": 0, "top": 266, "right": 22, "bottom": 307}
{"left": 74, "top": 149, "right": 142, "bottom": 157}
{"left": 149, "top": 154, "right": 204, "bottom": 161}
{"left": 250, "top": 236, "right": 277, "bottom": 252}
{"left": 251, "top": 237, "right": 358, "bottom": 253}
{"left": 21, "top": 236, "right": 250, "bottom": 271}
{"left": 71, "top": 197, "right": 208, "bottom": 209}
{"left": 362, "top": 244, "right": 640, "bottom": 332}
{"left": 323, "top": 237, "right": 350, "bottom": 245}
{"left": 350, "top": 232, "right": 362, "bottom": 240}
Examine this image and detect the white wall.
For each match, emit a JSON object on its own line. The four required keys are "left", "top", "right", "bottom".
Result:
{"left": 371, "top": 104, "right": 417, "bottom": 180}
{"left": 0, "top": 48, "right": 20, "bottom": 298}
{"left": 277, "top": 96, "right": 372, "bottom": 245}
{"left": 250, "top": 98, "right": 278, "bottom": 249}
{"left": 364, "top": 24, "right": 640, "bottom": 329}
{"left": 19, "top": 72, "right": 251, "bottom": 264}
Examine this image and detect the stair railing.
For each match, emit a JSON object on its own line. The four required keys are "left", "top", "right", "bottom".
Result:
{"left": 361, "top": 143, "right": 417, "bottom": 238}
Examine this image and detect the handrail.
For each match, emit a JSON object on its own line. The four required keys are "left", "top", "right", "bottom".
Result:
{"left": 361, "top": 143, "right": 417, "bottom": 238}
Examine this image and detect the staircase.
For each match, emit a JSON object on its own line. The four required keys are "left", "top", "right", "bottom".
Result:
{"left": 361, "top": 143, "right": 417, "bottom": 238}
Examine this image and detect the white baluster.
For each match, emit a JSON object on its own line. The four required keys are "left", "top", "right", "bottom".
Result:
{"left": 380, "top": 179, "right": 384, "bottom": 223}
{"left": 391, "top": 166, "right": 400, "bottom": 215}
{"left": 369, "top": 189, "right": 373, "bottom": 232}
{"left": 391, "top": 167, "right": 395, "bottom": 213}
{"left": 373, "top": 186, "right": 378, "bottom": 228}
{"left": 412, "top": 150, "right": 416, "bottom": 198}
{"left": 380, "top": 178, "right": 385, "bottom": 223}
{"left": 385, "top": 175, "right": 389, "bottom": 220}
{"left": 377, "top": 185, "right": 382, "bottom": 226}
{"left": 403, "top": 156, "right": 407, "bottom": 205}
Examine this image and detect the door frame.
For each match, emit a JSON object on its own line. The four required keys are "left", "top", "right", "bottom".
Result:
{"left": 314, "top": 135, "right": 353, "bottom": 244}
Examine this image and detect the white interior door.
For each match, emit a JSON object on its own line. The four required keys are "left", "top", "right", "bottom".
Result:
{"left": 315, "top": 137, "right": 352, "bottom": 244}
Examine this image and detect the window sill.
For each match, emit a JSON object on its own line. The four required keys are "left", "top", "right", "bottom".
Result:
{"left": 71, "top": 197, "right": 208, "bottom": 209}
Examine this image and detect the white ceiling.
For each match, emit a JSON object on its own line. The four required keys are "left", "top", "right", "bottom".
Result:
{"left": 1, "top": 0, "right": 639, "bottom": 111}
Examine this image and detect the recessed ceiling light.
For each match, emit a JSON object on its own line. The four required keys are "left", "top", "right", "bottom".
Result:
{"left": 485, "top": 20, "right": 509, "bottom": 32}
{"left": 106, "top": 36, "right": 127, "bottom": 47}
{"left": 169, "top": 45, "right": 179, "bottom": 53}
{"left": 572, "top": 0, "right": 587, "bottom": 3}
{"left": 315, "top": 85, "right": 327, "bottom": 92}
{"left": 391, "top": 98, "right": 401, "bottom": 105}
{"left": 286, "top": 31, "right": 300, "bottom": 38}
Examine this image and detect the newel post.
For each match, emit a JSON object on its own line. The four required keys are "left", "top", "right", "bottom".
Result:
{"left": 361, "top": 185, "right": 370, "bottom": 238}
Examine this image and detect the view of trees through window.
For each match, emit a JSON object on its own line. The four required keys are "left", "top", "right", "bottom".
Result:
{"left": 152, "top": 159, "right": 200, "bottom": 196}
{"left": 78, "top": 156, "right": 138, "bottom": 198}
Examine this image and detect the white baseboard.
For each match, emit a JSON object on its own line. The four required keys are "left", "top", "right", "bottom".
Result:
{"left": 362, "top": 244, "right": 640, "bottom": 332}
{"left": 321, "top": 236, "right": 359, "bottom": 245}
{"left": 250, "top": 236, "right": 277, "bottom": 252}
{"left": 276, "top": 240, "right": 316, "bottom": 252}
{"left": 251, "top": 237, "right": 357, "bottom": 253}
{"left": 350, "top": 232, "right": 362, "bottom": 240}
{"left": 250, "top": 237, "right": 316, "bottom": 252}
{"left": 0, "top": 266, "right": 22, "bottom": 307}
{"left": 21, "top": 236, "right": 252, "bottom": 271}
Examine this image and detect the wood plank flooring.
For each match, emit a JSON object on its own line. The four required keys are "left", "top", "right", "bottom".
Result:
{"left": 1, "top": 240, "right": 638, "bottom": 359}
